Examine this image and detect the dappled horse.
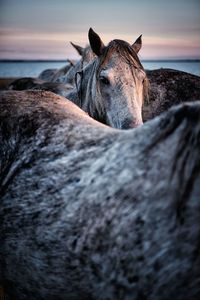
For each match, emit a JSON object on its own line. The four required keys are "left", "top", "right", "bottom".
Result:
{"left": 0, "top": 90, "right": 200, "bottom": 300}
{"left": 68, "top": 28, "right": 149, "bottom": 129}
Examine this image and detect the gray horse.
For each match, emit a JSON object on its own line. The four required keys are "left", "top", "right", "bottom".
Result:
{"left": 38, "top": 43, "right": 94, "bottom": 84}
{"left": 38, "top": 59, "right": 74, "bottom": 81}
{"left": 67, "top": 28, "right": 149, "bottom": 128}
{"left": 0, "top": 90, "right": 200, "bottom": 300}
{"left": 59, "top": 43, "right": 96, "bottom": 85}
{"left": 49, "top": 44, "right": 95, "bottom": 84}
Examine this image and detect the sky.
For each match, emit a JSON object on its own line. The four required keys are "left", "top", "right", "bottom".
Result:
{"left": 0, "top": 0, "right": 199, "bottom": 60}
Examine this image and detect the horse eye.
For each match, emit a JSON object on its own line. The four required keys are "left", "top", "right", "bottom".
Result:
{"left": 99, "top": 76, "right": 110, "bottom": 85}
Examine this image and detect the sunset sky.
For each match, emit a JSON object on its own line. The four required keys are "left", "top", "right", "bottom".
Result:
{"left": 0, "top": 0, "right": 199, "bottom": 60}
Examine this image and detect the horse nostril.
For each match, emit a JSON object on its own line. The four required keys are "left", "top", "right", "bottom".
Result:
{"left": 121, "top": 119, "right": 133, "bottom": 129}
{"left": 121, "top": 118, "right": 143, "bottom": 129}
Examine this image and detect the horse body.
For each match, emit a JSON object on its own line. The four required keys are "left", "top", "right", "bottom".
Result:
{"left": 0, "top": 90, "right": 200, "bottom": 300}
{"left": 8, "top": 77, "right": 73, "bottom": 97}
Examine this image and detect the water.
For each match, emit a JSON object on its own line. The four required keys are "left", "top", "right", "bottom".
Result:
{"left": 0, "top": 60, "right": 199, "bottom": 78}
{"left": 0, "top": 61, "right": 66, "bottom": 78}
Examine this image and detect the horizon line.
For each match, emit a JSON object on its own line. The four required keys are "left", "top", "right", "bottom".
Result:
{"left": 1, "top": 58, "right": 200, "bottom": 63}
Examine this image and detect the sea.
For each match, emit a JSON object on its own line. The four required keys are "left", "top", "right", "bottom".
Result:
{"left": 0, "top": 60, "right": 199, "bottom": 78}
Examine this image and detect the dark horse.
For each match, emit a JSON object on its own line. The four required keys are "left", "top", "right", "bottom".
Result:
{"left": 0, "top": 90, "right": 200, "bottom": 300}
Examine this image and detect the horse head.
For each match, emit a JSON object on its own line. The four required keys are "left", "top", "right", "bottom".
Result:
{"left": 76, "top": 28, "right": 149, "bottom": 129}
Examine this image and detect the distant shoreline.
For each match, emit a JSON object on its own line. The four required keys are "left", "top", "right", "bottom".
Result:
{"left": 0, "top": 59, "right": 200, "bottom": 63}
{"left": 1, "top": 60, "right": 199, "bottom": 77}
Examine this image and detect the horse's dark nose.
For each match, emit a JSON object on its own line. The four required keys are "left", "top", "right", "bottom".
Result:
{"left": 121, "top": 118, "right": 143, "bottom": 129}
{"left": 121, "top": 118, "right": 135, "bottom": 129}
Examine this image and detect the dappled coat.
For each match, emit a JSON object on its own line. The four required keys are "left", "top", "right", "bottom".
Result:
{"left": 0, "top": 90, "right": 200, "bottom": 300}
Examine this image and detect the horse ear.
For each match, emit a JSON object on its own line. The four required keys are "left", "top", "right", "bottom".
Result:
{"left": 132, "top": 35, "right": 142, "bottom": 53}
{"left": 88, "top": 28, "right": 105, "bottom": 56}
{"left": 70, "top": 42, "right": 84, "bottom": 56}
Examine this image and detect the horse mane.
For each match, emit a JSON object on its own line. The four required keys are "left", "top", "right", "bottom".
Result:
{"left": 78, "top": 60, "right": 106, "bottom": 123}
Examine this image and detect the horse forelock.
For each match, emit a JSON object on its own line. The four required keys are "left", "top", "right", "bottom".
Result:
{"left": 99, "top": 39, "right": 144, "bottom": 70}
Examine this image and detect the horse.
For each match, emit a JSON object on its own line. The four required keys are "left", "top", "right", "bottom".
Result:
{"left": 0, "top": 90, "right": 200, "bottom": 300}
{"left": 8, "top": 77, "right": 73, "bottom": 98}
{"left": 38, "top": 43, "right": 94, "bottom": 84}
{"left": 50, "top": 60, "right": 75, "bottom": 82}
{"left": 38, "top": 59, "right": 74, "bottom": 82}
{"left": 59, "top": 43, "right": 96, "bottom": 85}
{"left": 66, "top": 28, "right": 149, "bottom": 129}
{"left": 9, "top": 28, "right": 149, "bottom": 129}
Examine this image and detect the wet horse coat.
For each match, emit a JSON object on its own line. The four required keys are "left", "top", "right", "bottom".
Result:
{"left": 0, "top": 90, "right": 200, "bottom": 300}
